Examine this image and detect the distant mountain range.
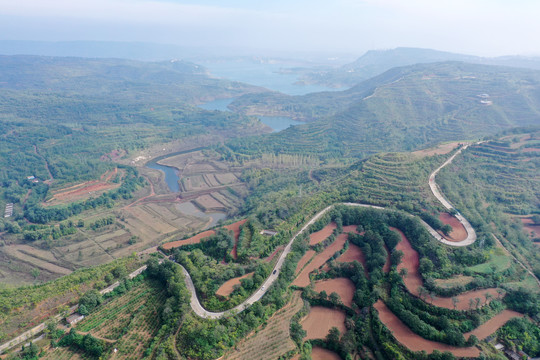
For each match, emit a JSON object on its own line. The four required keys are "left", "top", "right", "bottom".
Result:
{"left": 0, "top": 54, "right": 265, "bottom": 104}
{"left": 299, "top": 47, "right": 540, "bottom": 88}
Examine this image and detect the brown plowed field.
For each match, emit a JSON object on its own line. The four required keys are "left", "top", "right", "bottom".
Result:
{"left": 163, "top": 229, "right": 216, "bottom": 249}
{"left": 439, "top": 213, "right": 467, "bottom": 242}
{"left": 311, "top": 347, "right": 342, "bottom": 360}
{"left": 309, "top": 222, "right": 337, "bottom": 245}
{"left": 337, "top": 243, "right": 369, "bottom": 277}
{"left": 227, "top": 219, "right": 248, "bottom": 259}
{"left": 392, "top": 227, "right": 500, "bottom": 310}
{"left": 521, "top": 218, "right": 540, "bottom": 239}
{"left": 293, "top": 233, "right": 348, "bottom": 287}
{"left": 337, "top": 244, "right": 366, "bottom": 266}
{"left": 45, "top": 181, "right": 119, "bottom": 206}
{"left": 314, "top": 278, "right": 355, "bottom": 307}
{"left": 374, "top": 300, "right": 480, "bottom": 357}
{"left": 295, "top": 250, "right": 316, "bottom": 274}
{"left": 162, "top": 219, "right": 246, "bottom": 250}
{"left": 301, "top": 306, "right": 346, "bottom": 340}
{"left": 464, "top": 310, "right": 523, "bottom": 340}
{"left": 412, "top": 142, "right": 462, "bottom": 158}
{"left": 216, "top": 272, "right": 254, "bottom": 297}
{"left": 342, "top": 225, "right": 359, "bottom": 234}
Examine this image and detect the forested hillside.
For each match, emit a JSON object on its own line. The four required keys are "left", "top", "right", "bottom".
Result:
{"left": 227, "top": 62, "right": 540, "bottom": 159}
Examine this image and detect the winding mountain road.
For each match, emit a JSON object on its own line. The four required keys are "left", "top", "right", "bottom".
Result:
{"left": 0, "top": 144, "right": 479, "bottom": 353}
{"left": 182, "top": 145, "right": 477, "bottom": 319}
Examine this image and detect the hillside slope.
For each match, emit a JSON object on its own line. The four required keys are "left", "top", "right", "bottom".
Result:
{"left": 228, "top": 62, "right": 540, "bottom": 158}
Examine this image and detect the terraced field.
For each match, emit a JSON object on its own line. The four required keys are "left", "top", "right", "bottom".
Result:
{"left": 221, "top": 291, "right": 304, "bottom": 360}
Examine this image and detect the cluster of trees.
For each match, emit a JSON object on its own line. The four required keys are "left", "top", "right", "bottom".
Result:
{"left": 88, "top": 216, "right": 115, "bottom": 230}
{"left": 498, "top": 317, "right": 540, "bottom": 357}
{"left": 22, "top": 221, "right": 77, "bottom": 241}
{"left": 78, "top": 289, "right": 103, "bottom": 316}
{"left": 57, "top": 328, "right": 105, "bottom": 357}
{"left": 173, "top": 248, "right": 269, "bottom": 311}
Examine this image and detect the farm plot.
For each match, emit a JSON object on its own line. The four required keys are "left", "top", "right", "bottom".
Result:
{"left": 337, "top": 244, "right": 367, "bottom": 269}
{"left": 41, "top": 345, "right": 85, "bottom": 360}
{"left": 44, "top": 168, "right": 122, "bottom": 206}
{"left": 75, "top": 280, "right": 166, "bottom": 359}
{"left": 295, "top": 251, "right": 315, "bottom": 275}
{"left": 216, "top": 272, "right": 254, "bottom": 297}
{"left": 521, "top": 217, "right": 540, "bottom": 239}
{"left": 222, "top": 291, "right": 303, "bottom": 360}
{"left": 301, "top": 306, "right": 346, "bottom": 340}
{"left": 293, "top": 232, "right": 348, "bottom": 287}
{"left": 393, "top": 227, "right": 501, "bottom": 310}
{"left": 183, "top": 175, "right": 211, "bottom": 191}
{"left": 214, "top": 172, "right": 239, "bottom": 185}
{"left": 314, "top": 278, "right": 355, "bottom": 307}
{"left": 464, "top": 310, "right": 523, "bottom": 340}
{"left": 309, "top": 222, "right": 337, "bottom": 245}
{"left": 374, "top": 300, "right": 480, "bottom": 357}
{"left": 193, "top": 194, "right": 227, "bottom": 211}
{"left": 162, "top": 219, "right": 246, "bottom": 250}
{"left": 2, "top": 246, "right": 72, "bottom": 275}
{"left": 311, "top": 347, "right": 342, "bottom": 360}
{"left": 439, "top": 213, "right": 467, "bottom": 242}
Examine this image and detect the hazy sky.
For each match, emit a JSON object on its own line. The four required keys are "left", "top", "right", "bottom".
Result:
{"left": 1, "top": 0, "right": 539, "bottom": 57}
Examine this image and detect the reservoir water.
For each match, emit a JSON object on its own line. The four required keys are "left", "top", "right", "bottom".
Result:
{"left": 200, "top": 98, "right": 303, "bottom": 133}
{"left": 200, "top": 59, "right": 338, "bottom": 96}
{"left": 146, "top": 160, "right": 180, "bottom": 193}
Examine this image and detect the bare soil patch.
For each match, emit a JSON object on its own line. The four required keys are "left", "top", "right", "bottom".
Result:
{"left": 226, "top": 219, "right": 248, "bottom": 259}
{"left": 216, "top": 272, "right": 254, "bottom": 297}
{"left": 314, "top": 278, "right": 355, "bottom": 307}
{"left": 301, "top": 306, "right": 346, "bottom": 340}
{"left": 309, "top": 222, "right": 337, "bottom": 245}
{"left": 163, "top": 230, "right": 215, "bottom": 250}
{"left": 374, "top": 300, "right": 480, "bottom": 357}
{"left": 45, "top": 169, "right": 121, "bottom": 206}
{"left": 293, "top": 233, "right": 348, "bottom": 287}
{"left": 311, "top": 347, "right": 342, "bottom": 360}
{"left": 521, "top": 218, "right": 540, "bottom": 239}
{"left": 412, "top": 142, "right": 463, "bottom": 158}
{"left": 162, "top": 219, "right": 246, "bottom": 250}
{"left": 464, "top": 310, "right": 523, "bottom": 340}
{"left": 393, "top": 227, "right": 499, "bottom": 310}
{"left": 295, "top": 250, "right": 316, "bottom": 275}
{"left": 439, "top": 213, "right": 467, "bottom": 242}
{"left": 337, "top": 244, "right": 366, "bottom": 266}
